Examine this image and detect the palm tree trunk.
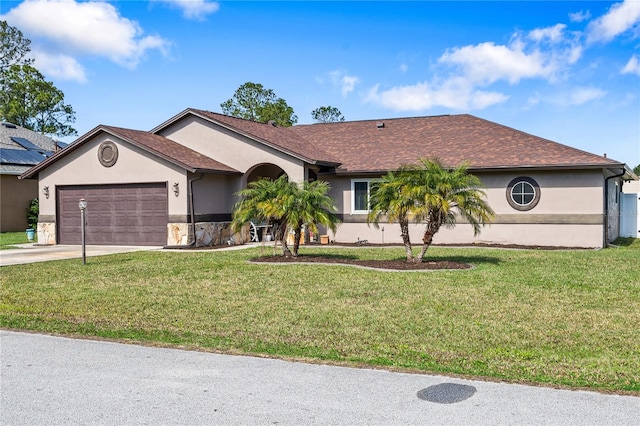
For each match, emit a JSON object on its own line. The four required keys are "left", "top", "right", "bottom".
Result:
{"left": 417, "top": 223, "right": 440, "bottom": 262}
{"left": 292, "top": 221, "right": 303, "bottom": 257}
{"left": 399, "top": 219, "right": 413, "bottom": 261}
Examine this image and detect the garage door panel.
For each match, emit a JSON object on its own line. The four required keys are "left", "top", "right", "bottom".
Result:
{"left": 58, "top": 183, "right": 168, "bottom": 246}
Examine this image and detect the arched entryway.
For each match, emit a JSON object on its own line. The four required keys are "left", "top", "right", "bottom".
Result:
{"left": 245, "top": 163, "right": 287, "bottom": 184}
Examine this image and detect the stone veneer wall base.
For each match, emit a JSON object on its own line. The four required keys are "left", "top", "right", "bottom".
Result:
{"left": 168, "top": 222, "right": 246, "bottom": 247}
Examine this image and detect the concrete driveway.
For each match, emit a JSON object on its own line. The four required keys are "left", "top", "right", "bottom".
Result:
{"left": 1, "top": 331, "right": 638, "bottom": 425}
{"left": 0, "top": 243, "right": 160, "bottom": 266}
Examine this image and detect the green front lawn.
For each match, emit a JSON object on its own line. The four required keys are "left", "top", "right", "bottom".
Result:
{"left": 0, "top": 231, "right": 34, "bottom": 249}
{"left": 1, "top": 241, "right": 639, "bottom": 394}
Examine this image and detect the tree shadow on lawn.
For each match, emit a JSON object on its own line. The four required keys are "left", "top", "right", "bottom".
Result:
{"left": 251, "top": 252, "right": 500, "bottom": 271}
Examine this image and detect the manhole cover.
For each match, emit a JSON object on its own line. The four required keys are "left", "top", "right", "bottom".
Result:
{"left": 417, "top": 382, "right": 477, "bottom": 404}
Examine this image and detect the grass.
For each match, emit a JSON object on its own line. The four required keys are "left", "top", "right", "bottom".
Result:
{"left": 0, "top": 231, "right": 34, "bottom": 249}
{"left": 1, "top": 240, "right": 639, "bottom": 394}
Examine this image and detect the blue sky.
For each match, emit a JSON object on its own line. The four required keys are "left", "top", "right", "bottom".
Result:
{"left": 2, "top": 0, "right": 639, "bottom": 166}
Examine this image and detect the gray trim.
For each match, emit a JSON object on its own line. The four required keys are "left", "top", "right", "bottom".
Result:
{"left": 337, "top": 214, "right": 370, "bottom": 223}
{"left": 168, "top": 215, "right": 189, "bottom": 223}
{"left": 38, "top": 215, "right": 56, "bottom": 223}
{"left": 336, "top": 213, "right": 603, "bottom": 225}
{"left": 169, "top": 213, "right": 232, "bottom": 223}
{"left": 484, "top": 214, "right": 603, "bottom": 225}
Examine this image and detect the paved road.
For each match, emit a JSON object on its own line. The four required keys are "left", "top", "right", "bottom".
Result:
{"left": 1, "top": 331, "right": 638, "bottom": 425}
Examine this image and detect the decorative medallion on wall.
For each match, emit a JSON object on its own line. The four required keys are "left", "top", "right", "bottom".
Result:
{"left": 98, "top": 141, "right": 118, "bottom": 167}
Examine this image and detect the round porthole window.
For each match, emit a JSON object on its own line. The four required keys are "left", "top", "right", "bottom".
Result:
{"left": 98, "top": 141, "right": 118, "bottom": 167}
{"left": 506, "top": 177, "right": 540, "bottom": 211}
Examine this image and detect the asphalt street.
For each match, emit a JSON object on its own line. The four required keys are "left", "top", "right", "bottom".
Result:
{"left": 1, "top": 331, "right": 638, "bottom": 425}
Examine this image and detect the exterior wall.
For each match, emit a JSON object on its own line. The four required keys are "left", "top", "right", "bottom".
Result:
{"left": 158, "top": 116, "right": 306, "bottom": 182}
{"left": 191, "top": 173, "right": 238, "bottom": 218}
{"left": 37, "top": 133, "right": 188, "bottom": 244}
{"left": 0, "top": 174, "right": 37, "bottom": 232}
{"left": 322, "top": 169, "right": 607, "bottom": 248}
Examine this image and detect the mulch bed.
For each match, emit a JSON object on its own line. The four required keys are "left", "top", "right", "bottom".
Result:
{"left": 250, "top": 255, "right": 472, "bottom": 271}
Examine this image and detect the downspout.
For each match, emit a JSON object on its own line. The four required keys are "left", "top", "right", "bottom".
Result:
{"left": 604, "top": 169, "right": 625, "bottom": 247}
{"left": 163, "top": 173, "right": 204, "bottom": 249}
{"left": 188, "top": 173, "right": 205, "bottom": 246}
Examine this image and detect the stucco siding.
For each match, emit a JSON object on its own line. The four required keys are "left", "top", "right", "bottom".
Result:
{"left": 328, "top": 222, "right": 603, "bottom": 248}
{"left": 159, "top": 116, "right": 305, "bottom": 182}
{"left": 38, "top": 134, "right": 187, "bottom": 218}
{"left": 191, "top": 173, "right": 238, "bottom": 217}
{"left": 1, "top": 175, "right": 37, "bottom": 232}
{"left": 322, "top": 169, "right": 606, "bottom": 247}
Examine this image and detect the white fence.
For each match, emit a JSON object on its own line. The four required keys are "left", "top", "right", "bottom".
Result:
{"left": 620, "top": 191, "right": 639, "bottom": 238}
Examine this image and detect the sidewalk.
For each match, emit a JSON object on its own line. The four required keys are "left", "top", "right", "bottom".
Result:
{"left": 0, "top": 243, "right": 161, "bottom": 266}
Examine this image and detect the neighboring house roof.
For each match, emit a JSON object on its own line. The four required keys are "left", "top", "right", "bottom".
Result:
{"left": 21, "top": 125, "right": 241, "bottom": 179}
{"left": 152, "top": 108, "right": 341, "bottom": 166}
{"left": 291, "top": 114, "right": 626, "bottom": 174}
{"left": 0, "top": 122, "right": 58, "bottom": 174}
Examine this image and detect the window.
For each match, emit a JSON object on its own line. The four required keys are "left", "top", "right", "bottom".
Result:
{"left": 352, "top": 179, "right": 372, "bottom": 213}
{"left": 506, "top": 177, "right": 540, "bottom": 211}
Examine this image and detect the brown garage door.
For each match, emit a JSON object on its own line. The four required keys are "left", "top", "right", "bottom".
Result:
{"left": 58, "top": 183, "right": 168, "bottom": 246}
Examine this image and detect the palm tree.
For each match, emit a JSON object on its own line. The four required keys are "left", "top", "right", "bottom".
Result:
{"left": 232, "top": 176, "right": 340, "bottom": 257}
{"left": 410, "top": 159, "right": 494, "bottom": 262}
{"left": 288, "top": 180, "right": 340, "bottom": 257}
{"left": 232, "top": 175, "right": 293, "bottom": 256}
{"left": 367, "top": 168, "right": 416, "bottom": 261}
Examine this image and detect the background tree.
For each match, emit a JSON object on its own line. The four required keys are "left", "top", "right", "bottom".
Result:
{"left": 311, "top": 106, "right": 345, "bottom": 123}
{"left": 221, "top": 82, "right": 298, "bottom": 127}
{"left": 0, "top": 20, "right": 33, "bottom": 72}
{"left": 409, "top": 159, "right": 494, "bottom": 262}
{"left": 634, "top": 164, "right": 640, "bottom": 176}
{"left": 1, "top": 21, "right": 77, "bottom": 137}
{"left": 2, "top": 64, "right": 77, "bottom": 137}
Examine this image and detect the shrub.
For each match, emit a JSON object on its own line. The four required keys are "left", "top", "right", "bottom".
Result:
{"left": 26, "top": 198, "right": 38, "bottom": 229}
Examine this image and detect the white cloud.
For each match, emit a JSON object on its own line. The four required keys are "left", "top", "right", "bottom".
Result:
{"left": 364, "top": 79, "right": 509, "bottom": 111}
{"left": 528, "top": 87, "right": 607, "bottom": 107}
{"left": 329, "top": 70, "right": 361, "bottom": 97}
{"left": 31, "top": 49, "right": 87, "bottom": 83}
{"left": 529, "top": 87, "right": 607, "bottom": 107}
{"left": 364, "top": 21, "right": 592, "bottom": 114}
{"left": 569, "top": 87, "right": 607, "bottom": 105}
{"left": 586, "top": 0, "right": 640, "bottom": 43}
{"left": 152, "top": 0, "right": 220, "bottom": 20}
{"left": 1, "top": 0, "right": 170, "bottom": 81}
{"left": 399, "top": 63, "right": 408, "bottom": 72}
{"left": 569, "top": 10, "right": 591, "bottom": 23}
{"left": 622, "top": 55, "right": 640, "bottom": 76}
{"left": 438, "top": 41, "right": 557, "bottom": 85}
{"left": 528, "top": 24, "right": 567, "bottom": 43}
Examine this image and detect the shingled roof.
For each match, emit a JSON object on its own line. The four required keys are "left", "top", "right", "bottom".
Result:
{"left": 21, "top": 125, "right": 240, "bottom": 179}
{"left": 103, "top": 126, "right": 240, "bottom": 174}
{"left": 164, "top": 109, "right": 341, "bottom": 166}
{"left": 291, "top": 114, "right": 623, "bottom": 173}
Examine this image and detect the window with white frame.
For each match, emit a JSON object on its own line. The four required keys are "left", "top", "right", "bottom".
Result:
{"left": 506, "top": 176, "right": 540, "bottom": 211}
{"left": 351, "top": 179, "right": 372, "bottom": 214}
